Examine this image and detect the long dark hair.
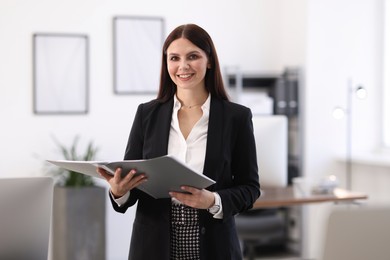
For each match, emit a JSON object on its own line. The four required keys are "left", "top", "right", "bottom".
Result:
{"left": 156, "top": 24, "right": 229, "bottom": 102}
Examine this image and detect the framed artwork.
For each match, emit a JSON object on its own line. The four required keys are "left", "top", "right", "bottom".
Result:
{"left": 33, "top": 33, "right": 89, "bottom": 114}
{"left": 113, "top": 16, "right": 164, "bottom": 94}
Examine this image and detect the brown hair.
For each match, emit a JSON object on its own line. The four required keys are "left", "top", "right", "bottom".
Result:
{"left": 156, "top": 24, "right": 229, "bottom": 102}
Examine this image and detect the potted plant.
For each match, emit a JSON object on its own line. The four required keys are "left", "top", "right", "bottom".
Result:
{"left": 50, "top": 135, "right": 97, "bottom": 187}
{"left": 49, "top": 136, "right": 106, "bottom": 260}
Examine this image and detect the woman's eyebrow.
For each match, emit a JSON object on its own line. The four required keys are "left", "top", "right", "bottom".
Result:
{"left": 168, "top": 50, "right": 201, "bottom": 56}
{"left": 187, "top": 51, "right": 201, "bottom": 55}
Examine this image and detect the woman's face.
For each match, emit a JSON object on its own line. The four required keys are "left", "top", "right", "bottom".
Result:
{"left": 166, "top": 38, "right": 210, "bottom": 92}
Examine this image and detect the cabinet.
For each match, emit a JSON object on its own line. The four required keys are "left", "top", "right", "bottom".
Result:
{"left": 227, "top": 67, "right": 303, "bottom": 258}
{"left": 227, "top": 67, "right": 302, "bottom": 184}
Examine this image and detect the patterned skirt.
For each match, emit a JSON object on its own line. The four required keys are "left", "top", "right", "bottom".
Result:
{"left": 170, "top": 203, "right": 200, "bottom": 260}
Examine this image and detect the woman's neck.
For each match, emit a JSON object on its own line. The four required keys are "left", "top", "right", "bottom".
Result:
{"left": 176, "top": 89, "right": 209, "bottom": 108}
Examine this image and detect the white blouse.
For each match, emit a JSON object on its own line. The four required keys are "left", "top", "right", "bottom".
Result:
{"left": 168, "top": 94, "right": 210, "bottom": 176}
{"left": 114, "top": 94, "right": 222, "bottom": 218}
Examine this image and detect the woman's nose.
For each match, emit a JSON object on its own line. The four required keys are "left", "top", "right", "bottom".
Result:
{"left": 179, "top": 61, "right": 190, "bottom": 71}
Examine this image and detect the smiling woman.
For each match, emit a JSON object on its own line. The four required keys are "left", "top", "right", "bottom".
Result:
{"left": 98, "top": 23, "right": 260, "bottom": 260}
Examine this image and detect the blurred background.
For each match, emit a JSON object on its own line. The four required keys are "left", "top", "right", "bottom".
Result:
{"left": 1, "top": 0, "right": 389, "bottom": 259}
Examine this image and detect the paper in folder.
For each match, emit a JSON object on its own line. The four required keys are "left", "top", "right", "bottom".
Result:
{"left": 47, "top": 155, "right": 215, "bottom": 199}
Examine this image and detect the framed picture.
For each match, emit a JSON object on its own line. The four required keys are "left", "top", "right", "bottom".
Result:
{"left": 33, "top": 33, "right": 89, "bottom": 114}
{"left": 113, "top": 16, "right": 164, "bottom": 94}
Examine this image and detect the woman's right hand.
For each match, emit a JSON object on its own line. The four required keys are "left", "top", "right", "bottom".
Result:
{"left": 97, "top": 167, "right": 147, "bottom": 198}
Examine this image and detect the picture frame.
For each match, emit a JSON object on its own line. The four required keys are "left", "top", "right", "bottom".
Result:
{"left": 33, "top": 33, "right": 89, "bottom": 114}
{"left": 113, "top": 16, "right": 164, "bottom": 94}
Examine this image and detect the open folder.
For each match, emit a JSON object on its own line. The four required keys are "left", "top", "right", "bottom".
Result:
{"left": 47, "top": 155, "right": 215, "bottom": 199}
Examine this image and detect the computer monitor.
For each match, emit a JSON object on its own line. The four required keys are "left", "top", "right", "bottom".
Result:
{"left": 252, "top": 115, "right": 288, "bottom": 187}
{"left": 0, "top": 177, "right": 53, "bottom": 260}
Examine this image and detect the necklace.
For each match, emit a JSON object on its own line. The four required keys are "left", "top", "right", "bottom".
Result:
{"left": 180, "top": 103, "right": 202, "bottom": 109}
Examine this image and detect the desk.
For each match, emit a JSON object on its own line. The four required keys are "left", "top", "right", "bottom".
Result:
{"left": 241, "top": 187, "right": 368, "bottom": 260}
{"left": 253, "top": 187, "right": 368, "bottom": 209}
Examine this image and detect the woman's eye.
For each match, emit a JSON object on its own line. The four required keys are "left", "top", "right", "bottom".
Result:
{"left": 189, "top": 54, "right": 198, "bottom": 60}
{"left": 169, "top": 56, "right": 179, "bottom": 61}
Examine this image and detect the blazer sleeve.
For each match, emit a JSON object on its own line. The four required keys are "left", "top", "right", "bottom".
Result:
{"left": 218, "top": 108, "right": 261, "bottom": 218}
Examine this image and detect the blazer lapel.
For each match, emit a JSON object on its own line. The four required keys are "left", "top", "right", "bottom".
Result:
{"left": 148, "top": 99, "right": 173, "bottom": 158}
{"left": 203, "top": 97, "right": 224, "bottom": 180}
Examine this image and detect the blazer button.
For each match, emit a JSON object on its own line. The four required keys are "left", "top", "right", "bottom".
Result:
{"left": 201, "top": 227, "right": 206, "bottom": 235}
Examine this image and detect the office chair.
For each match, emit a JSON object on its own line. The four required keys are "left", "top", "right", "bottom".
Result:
{"left": 322, "top": 206, "right": 390, "bottom": 260}
{"left": 0, "top": 177, "right": 53, "bottom": 260}
{"left": 236, "top": 208, "right": 288, "bottom": 259}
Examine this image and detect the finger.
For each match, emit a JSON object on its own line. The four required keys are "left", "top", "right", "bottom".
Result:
{"left": 123, "top": 169, "right": 137, "bottom": 182}
{"left": 169, "top": 191, "right": 191, "bottom": 203}
{"left": 131, "top": 176, "right": 148, "bottom": 188}
{"left": 113, "top": 168, "right": 123, "bottom": 183}
{"left": 180, "top": 186, "right": 199, "bottom": 195}
{"left": 97, "top": 168, "right": 112, "bottom": 181}
{"left": 131, "top": 173, "right": 147, "bottom": 185}
{"left": 126, "top": 171, "right": 146, "bottom": 187}
{"left": 169, "top": 191, "right": 180, "bottom": 200}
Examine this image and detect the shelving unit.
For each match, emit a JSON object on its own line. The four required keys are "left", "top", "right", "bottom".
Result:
{"left": 227, "top": 67, "right": 303, "bottom": 258}
{"left": 227, "top": 67, "right": 302, "bottom": 184}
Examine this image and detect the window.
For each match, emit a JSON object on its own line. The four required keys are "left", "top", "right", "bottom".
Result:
{"left": 384, "top": 1, "right": 390, "bottom": 147}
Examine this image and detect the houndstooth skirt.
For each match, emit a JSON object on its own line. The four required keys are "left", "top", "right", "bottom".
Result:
{"left": 170, "top": 203, "right": 200, "bottom": 260}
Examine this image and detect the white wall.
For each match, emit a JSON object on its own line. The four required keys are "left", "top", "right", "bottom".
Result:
{"left": 304, "top": 0, "right": 390, "bottom": 259}
{"left": 0, "top": 0, "right": 306, "bottom": 259}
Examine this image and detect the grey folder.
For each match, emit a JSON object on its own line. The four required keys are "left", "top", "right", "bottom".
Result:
{"left": 47, "top": 155, "right": 215, "bottom": 199}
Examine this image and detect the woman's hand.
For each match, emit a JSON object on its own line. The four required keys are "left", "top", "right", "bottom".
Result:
{"left": 169, "top": 186, "right": 215, "bottom": 209}
{"left": 97, "top": 167, "right": 147, "bottom": 198}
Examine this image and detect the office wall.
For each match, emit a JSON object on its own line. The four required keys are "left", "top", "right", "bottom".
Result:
{"left": 0, "top": 0, "right": 306, "bottom": 259}
{"left": 303, "top": 0, "right": 390, "bottom": 258}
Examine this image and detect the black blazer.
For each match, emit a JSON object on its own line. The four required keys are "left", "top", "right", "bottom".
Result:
{"left": 110, "top": 96, "right": 261, "bottom": 260}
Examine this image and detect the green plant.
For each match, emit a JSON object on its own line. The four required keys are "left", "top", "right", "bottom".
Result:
{"left": 51, "top": 135, "right": 99, "bottom": 187}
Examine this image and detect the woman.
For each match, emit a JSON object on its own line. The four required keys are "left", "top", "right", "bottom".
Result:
{"left": 98, "top": 24, "right": 260, "bottom": 260}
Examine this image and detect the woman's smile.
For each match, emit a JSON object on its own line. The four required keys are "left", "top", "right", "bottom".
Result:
{"left": 177, "top": 73, "right": 194, "bottom": 80}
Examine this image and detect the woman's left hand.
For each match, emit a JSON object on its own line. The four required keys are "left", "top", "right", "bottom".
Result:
{"left": 169, "top": 186, "right": 215, "bottom": 209}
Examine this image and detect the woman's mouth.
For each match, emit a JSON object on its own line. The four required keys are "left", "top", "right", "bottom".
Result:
{"left": 177, "top": 73, "right": 194, "bottom": 80}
